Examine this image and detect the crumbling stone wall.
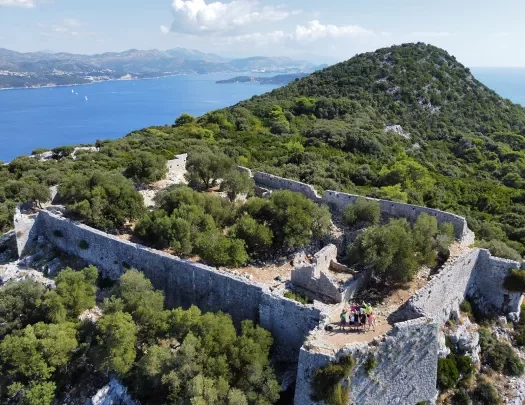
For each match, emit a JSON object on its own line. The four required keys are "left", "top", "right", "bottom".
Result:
{"left": 253, "top": 172, "right": 322, "bottom": 202}
{"left": 294, "top": 318, "right": 439, "bottom": 405}
{"left": 34, "top": 210, "right": 322, "bottom": 362}
{"left": 250, "top": 171, "right": 474, "bottom": 242}
{"left": 398, "top": 248, "right": 523, "bottom": 324}
{"left": 292, "top": 245, "right": 369, "bottom": 303}
{"left": 322, "top": 190, "right": 472, "bottom": 242}
{"left": 471, "top": 250, "right": 523, "bottom": 319}
{"left": 13, "top": 206, "right": 40, "bottom": 257}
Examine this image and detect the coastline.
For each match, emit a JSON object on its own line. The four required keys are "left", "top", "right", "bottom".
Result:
{"left": 0, "top": 73, "right": 191, "bottom": 91}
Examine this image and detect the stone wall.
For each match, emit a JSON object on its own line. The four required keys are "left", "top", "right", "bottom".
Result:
{"left": 322, "top": 190, "right": 472, "bottom": 242}
{"left": 13, "top": 206, "right": 40, "bottom": 257}
{"left": 291, "top": 266, "right": 344, "bottom": 303}
{"left": 397, "top": 248, "right": 523, "bottom": 324}
{"left": 294, "top": 318, "right": 439, "bottom": 405}
{"left": 471, "top": 250, "right": 523, "bottom": 319}
{"left": 398, "top": 249, "right": 480, "bottom": 324}
{"left": 250, "top": 171, "right": 473, "bottom": 242}
{"left": 253, "top": 172, "right": 322, "bottom": 202}
{"left": 35, "top": 210, "right": 322, "bottom": 362}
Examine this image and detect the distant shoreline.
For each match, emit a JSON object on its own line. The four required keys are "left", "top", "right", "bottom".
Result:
{"left": 0, "top": 73, "right": 189, "bottom": 91}
{"left": 0, "top": 71, "right": 299, "bottom": 91}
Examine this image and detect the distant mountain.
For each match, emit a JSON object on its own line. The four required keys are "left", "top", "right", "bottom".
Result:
{"left": 0, "top": 48, "right": 319, "bottom": 89}
{"left": 216, "top": 73, "right": 309, "bottom": 85}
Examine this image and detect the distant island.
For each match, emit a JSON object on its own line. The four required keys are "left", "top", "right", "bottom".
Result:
{"left": 0, "top": 48, "right": 322, "bottom": 89}
{"left": 216, "top": 73, "right": 310, "bottom": 85}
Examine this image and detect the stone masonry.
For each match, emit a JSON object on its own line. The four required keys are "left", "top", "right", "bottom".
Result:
{"left": 295, "top": 318, "right": 439, "bottom": 405}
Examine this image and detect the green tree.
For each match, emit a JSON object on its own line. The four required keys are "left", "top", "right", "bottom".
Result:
{"left": 114, "top": 269, "right": 167, "bottom": 337}
{"left": 348, "top": 219, "right": 418, "bottom": 282}
{"left": 221, "top": 170, "right": 254, "bottom": 202}
{"left": 231, "top": 215, "right": 273, "bottom": 256}
{"left": 342, "top": 198, "right": 380, "bottom": 228}
{"left": 27, "top": 183, "right": 51, "bottom": 208}
{"left": 195, "top": 230, "right": 249, "bottom": 267}
{"left": 94, "top": 311, "right": 137, "bottom": 376}
{"left": 174, "top": 113, "right": 196, "bottom": 127}
{"left": 124, "top": 151, "right": 167, "bottom": 184}
{"left": 47, "top": 266, "right": 98, "bottom": 319}
{"left": 0, "top": 279, "right": 46, "bottom": 338}
{"left": 59, "top": 171, "right": 145, "bottom": 230}
{"left": 185, "top": 149, "right": 233, "bottom": 189}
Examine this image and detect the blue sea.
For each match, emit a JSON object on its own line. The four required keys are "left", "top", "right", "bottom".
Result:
{"left": 0, "top": 73, "right": 278, "bottom": 162}
{"left": 1, "top": 68, "right": 524, "bottom": 162}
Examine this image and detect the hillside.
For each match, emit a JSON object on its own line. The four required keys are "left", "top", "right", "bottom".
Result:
{"left": 2, "top": 42, "right": 525, "bottom": 259}
{"left": 0, "top": 48, "right": 318, "bottom": 89}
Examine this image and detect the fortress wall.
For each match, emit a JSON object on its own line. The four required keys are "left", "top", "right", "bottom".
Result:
{"left": 259, "top": 294, "right": 323, "bottom": 361}
{"left": 322, "top": 190, "right": 471, "bottom": 241}
{"left": 253, "top": 172, "right": 322, "bottom": 202}
{"left": 294, "top": 318, "right": 439, "bottom": 405}
{"left": 249, "top": 171, "right": 472, "bottom": 242}
{"left": 13, "top": 206, "right": 40, "bottom": 257}
{"left": 36, "top": 210, "right": 320, "bottom": 362}
{"left": 398, "top": 249, "right": 480, "bottom": 324}
{"left": 471, "top": 249, "right": 523, "bottom": 317}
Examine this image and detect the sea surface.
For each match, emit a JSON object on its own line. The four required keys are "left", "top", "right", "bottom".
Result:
{"left": 0, "top": 73, "right": 278, "bottom": 162}
{"left": 1, "top": 68, "right": 525, "bottom": 162}
{"left": 472, "top": 67, "right": 525, "bottom": 105}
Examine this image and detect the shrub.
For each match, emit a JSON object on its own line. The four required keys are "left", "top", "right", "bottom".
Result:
{"left": 124, "top": 151, "right": 167, "bottom": 184}
{"left": 437, "top": 357, "right": 459, "bottom": 390}
{"left": 230, "top": 215, "right": 273, "bottom": 256}
{"left": 342, "top": 198, "right": 380, "bottom": 227}
{"left": 195, "top": 231, "right": 249, "bottom": 267}
{"left": 453, "top": 388, "right": 471, "bottom": 405}
{"left": 479, "top": 328, "right": 524, "bottom": 376}
{"left": 514, "top": 304, "right": 525, "bottom": 346}
{"left": 503, "top": 269, "right": 525, "bottom": 292}
{"left": 284, "top": 291, "right": 313, "bottom": 305}
{"left": 477, "top": 239, "right": 521, "bottom": 262}
{"left": 348, "top": 219, "right": 418, "bottom": 283}
{"left": 364, "top": 356, "right": 377, "bottom": 376}
{"left": 311, "top": 354, "right": 355, "bottom": 405}
{"left": 78, "top": 240, "right": 89, "bottom": 250}
{"left": 52, "top": 230, "right": 63, "bottom": 238}
{"left": 472, "top": 382, "right": 500, "bottom": 405}
{"left": 459, "top": 300, "right": 473, "bottom": 318}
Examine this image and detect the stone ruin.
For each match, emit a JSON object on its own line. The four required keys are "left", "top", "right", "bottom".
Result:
{"left": 291, "top": 244, "right": 371, "bottom": 304}
{"left": 9, "top": 167, "right": 525, "bottom": 405}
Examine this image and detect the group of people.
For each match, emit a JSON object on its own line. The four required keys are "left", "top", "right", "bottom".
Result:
{"left": 339, "top": 302, "right": 376, "bottom": 333}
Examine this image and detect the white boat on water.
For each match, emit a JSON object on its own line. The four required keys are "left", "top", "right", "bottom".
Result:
{"left": 85, "top": 96, "right": 88, "bottom": 101}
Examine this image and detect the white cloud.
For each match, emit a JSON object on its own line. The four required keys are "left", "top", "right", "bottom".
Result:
{"left": 294, "top": 20, "right": 375, "bottom": 42}
{"left": 169, "top": 0, "right": 297, "bottom": 35}
{"left": 160, "top": 25, "right": 170, "bottom": 35}
{"left": 0, "top": 0, "right": 34, "bottom": 8}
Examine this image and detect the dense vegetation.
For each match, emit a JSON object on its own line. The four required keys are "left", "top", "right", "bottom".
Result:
{"left": 0, "top": 268, "right": 279, "bottom": 405}
{"left": 348, "top": 213, "right": 455, "bottom": 282}
{"left": 2, "top": 43, "right": 525, "bottom": 264}
{"left": 135, "top": 184, "right": 331, "bottom": 267}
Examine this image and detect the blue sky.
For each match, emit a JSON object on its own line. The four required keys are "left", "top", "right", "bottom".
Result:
{"left": 0, "top": 0, "right": 523, "bottom": 66}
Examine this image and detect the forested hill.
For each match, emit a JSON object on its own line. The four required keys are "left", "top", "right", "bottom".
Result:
{"left": 238, "top": 42, "right": 525, "bottom": 139}
{"left": 3, "top": 42, "right": 525, "bottom": 262}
